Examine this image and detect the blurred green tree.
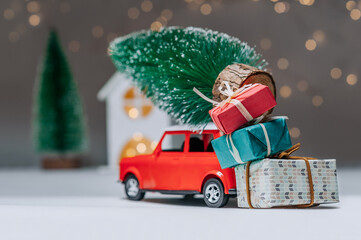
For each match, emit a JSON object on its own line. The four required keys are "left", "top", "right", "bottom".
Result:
{"left": 33, "top": 30, "right": 87, "bottom": 161}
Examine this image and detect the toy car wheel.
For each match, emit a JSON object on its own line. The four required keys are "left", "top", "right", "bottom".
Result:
{"left": 203, "top": 178, "right": 229, "bottom": 208}
{"left": 124, "top": 175, "right": 145, "bottom": 201}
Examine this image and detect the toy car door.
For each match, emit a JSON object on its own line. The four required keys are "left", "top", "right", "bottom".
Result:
{"left": 152, "top": 132, "right": 187, "bottom": 190}
{"left": 181, "top": 132, "right": 218, "bottom": 190}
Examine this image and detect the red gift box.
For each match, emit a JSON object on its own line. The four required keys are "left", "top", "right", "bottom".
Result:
{"left": 209, "top": 84, "right": 276, "bottom": 134}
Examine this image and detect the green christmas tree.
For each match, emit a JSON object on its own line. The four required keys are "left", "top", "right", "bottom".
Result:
{"left": 33, "top": 30, "right": 87, "bottom": 155}
{"left": 109, "top": 27, "right": 267, "bottom": 127}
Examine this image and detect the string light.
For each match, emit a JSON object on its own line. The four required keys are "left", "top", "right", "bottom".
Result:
{"left": 68, "top": 40, "right": 80, "bottom": 53}
{"left": 330, "top": 68, "right": 342, "bottom": 79}
{"left": 128, "top": 7, "right": 140, "bottom": 19}
{"left": 346, "top": 74, "right": 358, "bottom": 85}
{"left": 289, "top": 127, "right": 301, "bottom": 138}
{"left": 200, "top": 3, "right": 212, "bottom": 15}
{"left": 305, "top": 39, "right": 317, "bottom": 51}
{"left": 29, "top": 14, "right": 40, "bottom": 26}
{"left": 260, "top": 38, "right": 272, "bottom": 50}
{"left": 297, "top": 80, "right": 309, "bottom": 92}
{"left": 92, "top": 25, "right": 104, "bottom": 38}
{"left": 277, "top": 58, "right": 289, "bottom": 70}
{"left": 59, "top": 2, "right": 71, "bottom": 13}
{"left": 27, "top": 1, "right": 40, "bottom": 13}
{"left": 350, "top": 9, "right": 361, "bottom": 20}
{"left": 312, "top": 95, "right": 323, "bottom": 107}
{"left": 3, "top": 9, "right": 15, "bottom": 20}
{"left": 141, "top": 0, "right": 153, "bottom": 12}
{"left": 280, "top": 85, "right": 292, "bottom": 98}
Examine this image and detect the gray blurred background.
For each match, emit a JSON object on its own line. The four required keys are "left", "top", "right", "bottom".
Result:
{"left": 1, "top": 0, "right": 360, "bottom": 167}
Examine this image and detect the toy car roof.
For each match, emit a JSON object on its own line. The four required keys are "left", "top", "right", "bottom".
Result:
{"left": 164, "top": 123, "right": 219, "bottom": 133}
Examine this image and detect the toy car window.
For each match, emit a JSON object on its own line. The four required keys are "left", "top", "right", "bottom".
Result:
{"left": 189, "top": 134, "right": 214, "bottom": 152}
{"left": 161, "top": 134, "right": 186, "bottom": 152}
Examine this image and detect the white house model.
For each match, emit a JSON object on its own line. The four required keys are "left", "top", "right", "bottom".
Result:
{"left": 97, "top": 72, "right": 170, "bottom": 168}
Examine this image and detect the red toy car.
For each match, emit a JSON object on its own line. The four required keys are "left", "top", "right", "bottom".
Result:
{"left": 119, "top": 125, "right": 237, "bottom": 208}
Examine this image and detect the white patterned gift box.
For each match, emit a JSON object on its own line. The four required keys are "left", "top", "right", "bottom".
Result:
{"left": 235, "top": 158, "right": 339, "bottom": 208}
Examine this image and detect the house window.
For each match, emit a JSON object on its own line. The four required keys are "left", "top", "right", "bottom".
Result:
{"left": 123, "top": 87, "right": 153, "bottom": 119}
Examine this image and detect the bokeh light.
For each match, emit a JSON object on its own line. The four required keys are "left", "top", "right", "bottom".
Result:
{"left": 3, "top": 9, "right": 15, "bottom": 20}
{"left": 297, "top": 80, "right": 309, "bottom": 92}
{"left": 141, "top": 0, "right": 153, "bottom": 12}
{"left": 92, "top": 25, "right": 104, "bottom": 38}
{"left": 330, "top": 68, "right": 342, "bottom": 79}
{"left": 277, "top": 58, "right": 289, "bottom": 70}
{"left": 346, "top": 74, "right": 358, "bottom": 85}
{"left": 200, "top": 3, "right": 212, "bottom": 15}
{"left": 151, "top": 21, "right": 162, "bottom": 31}
{"left": 128, "top": 7, "right": 140, "bottom": 19}
{"left": 29, "top": 14, "right": 40, "bottom": 26}
{"left": 305, "top": 39, "right": 317, "bottom": 51}
{"left": 27, "top": 1, "right": 41, "bottom": 13}
{"left": 68, "top": 40, "right": 80, "bottom": 53}
{"left": 260, "top": 38, "right": 272, "bottom": 50}
{"left": 289, "top": 127, "right": 301, "bottom": 138}
{"left": 59, "top": 2, "right": 71, "bottom": 13}
{"left": 313, "top": 30, "right": 325, "bottom": 43}
{"left": 312, "top": 95, "right": 323, "bottom": 107}
{"left": 280, "top": 85, "right": 292, "bottom": 98}
{"left": 350, "top": 9, "right": 361, "bottom": 20}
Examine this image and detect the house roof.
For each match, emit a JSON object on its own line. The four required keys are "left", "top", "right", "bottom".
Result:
{"left": 97, "top": 72, "right": 126, "bottom": 101}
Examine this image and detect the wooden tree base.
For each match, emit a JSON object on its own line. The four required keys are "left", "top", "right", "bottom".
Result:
{"left": 212, "top": 63, "right": 276, "bottom": 102}
{"left": 42, "top": 157, "right": 82, "bottom": 169}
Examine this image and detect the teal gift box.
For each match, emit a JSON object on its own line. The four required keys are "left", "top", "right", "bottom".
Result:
{"left": 212, "top": 117, "right": 292, "bottom": 169}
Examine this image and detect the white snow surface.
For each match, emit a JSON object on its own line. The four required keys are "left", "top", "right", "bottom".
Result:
{"left": 0, "top": 168, "right": 359, "bottom": 240}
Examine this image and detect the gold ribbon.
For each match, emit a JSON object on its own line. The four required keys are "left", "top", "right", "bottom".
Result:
{"left": 245, "top": 143, "right": 317, "bottom": 209}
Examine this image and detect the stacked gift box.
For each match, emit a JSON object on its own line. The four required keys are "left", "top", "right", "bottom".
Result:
{"left": 205, "top": 80, "right": 339, "bottom": 209}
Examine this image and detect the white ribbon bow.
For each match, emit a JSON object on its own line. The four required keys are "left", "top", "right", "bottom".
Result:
{"left": 193, "top": 81, "right": 257, "bottom": 123}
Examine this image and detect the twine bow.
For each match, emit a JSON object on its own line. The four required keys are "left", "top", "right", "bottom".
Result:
{"left": 245, "top": 143, "right": 318, "bottom": 209}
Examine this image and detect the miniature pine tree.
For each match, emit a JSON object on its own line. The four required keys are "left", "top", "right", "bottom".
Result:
{"left": 33, "top": 30, "right": 87, "bottom": 155}
{"left": 109, "top": 27, "right": 269, "bottom": 127}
